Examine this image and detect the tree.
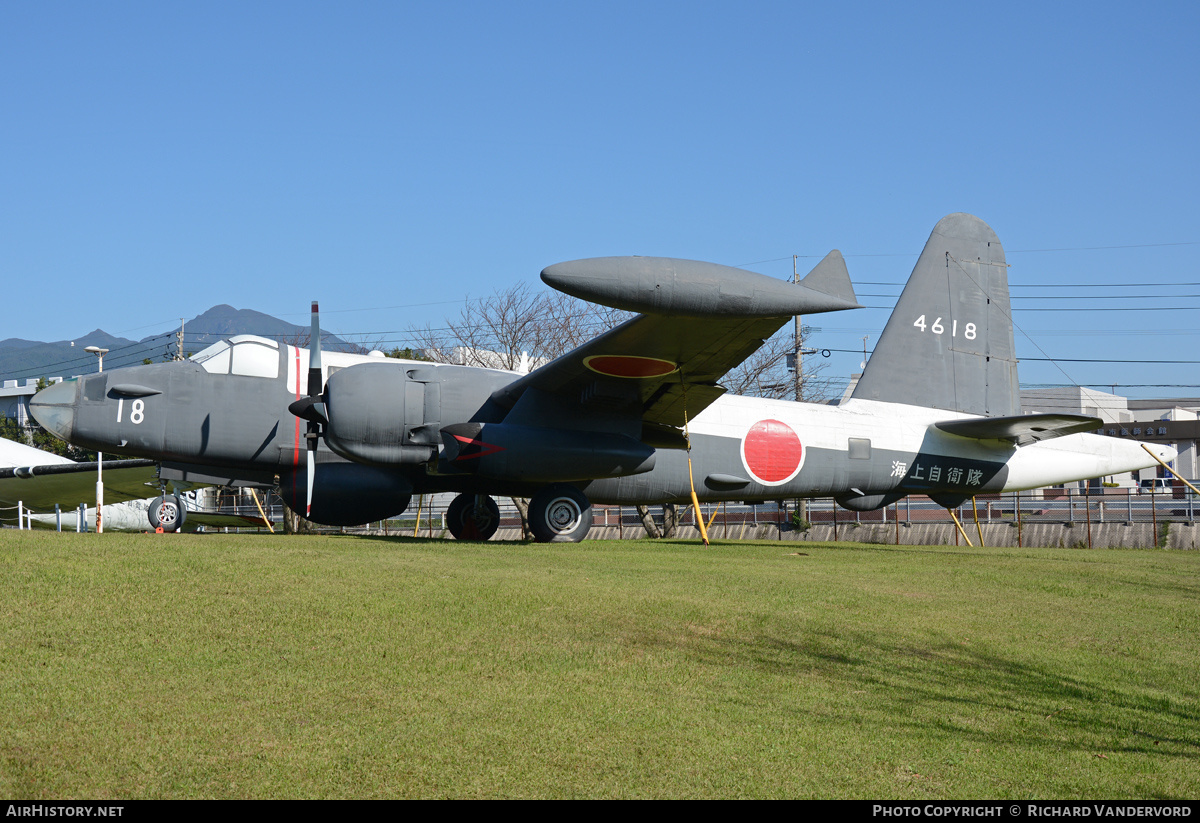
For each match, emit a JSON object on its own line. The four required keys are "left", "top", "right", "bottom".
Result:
{"left": 720, "top": 324, "right": 834, "bottom": 403}
{"left": 410, "top": 284, "right": 630, "bottom": 373}
{"left": 281, "top": 504, "right": 317, "bottom": 534}
{"left": 384, "top": 347, "right": 432, "bottom": 361}
{"left": 635, "top": 502, "right": 681, "bottom": 539}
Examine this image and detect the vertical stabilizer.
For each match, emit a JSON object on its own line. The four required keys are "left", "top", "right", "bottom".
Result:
{"left": 799, "top": 249, "right": 856, "bottom": 305}
{"left": 851, "top": 213, "right": 1019, "bottom": 416}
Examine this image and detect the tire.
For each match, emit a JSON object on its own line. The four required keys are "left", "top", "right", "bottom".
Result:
{"left": 446, "top": 494, "right": 501, "bottom": 541}
{"left": 529, "top": 484, "right": 592, "bottom": 543}
{"left": 148, "top": 494, "right": 187, "bottom": 533}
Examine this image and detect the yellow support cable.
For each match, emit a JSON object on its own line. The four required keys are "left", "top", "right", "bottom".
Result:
{"left": 971, "top": 496, "right": 985, "bottom": 547}
{"left": 686, "top": 450, "right": 710, "bottom": 545}
{"left": 249, "top": 488, "right": 275, "bottom": 534}
{"left": 413, "top": 494, "right": 423, "bottom": 537}
{"left": 1142, "top": 444, "right": 1200, "bottom": 496}
{"left": 948, "top": 507, "right": 974, "bottom": 546}
{"left": 680, "top": 378, "right": 710, "bottom": 546}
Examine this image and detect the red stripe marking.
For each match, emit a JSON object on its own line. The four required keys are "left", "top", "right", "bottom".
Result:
{"left": 292, "top": 346, "right": 301, "bottom": 505}
{"left": 452, "top": 434, "right": 505, "bottom": 460}
{"left": 294, "top": 346, "right": 302, "bottom": 466}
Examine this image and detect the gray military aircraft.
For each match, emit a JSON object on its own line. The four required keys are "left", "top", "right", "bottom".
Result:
{"left": 29, "top": 214, "right": 1173, "bottom": 540}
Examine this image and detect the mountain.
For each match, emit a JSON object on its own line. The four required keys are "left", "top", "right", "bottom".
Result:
{"left": 182, "top": 305, "right": 334, "bottom": 349}
{"left": 0, "top": 331, "right": 141, "bottom": 384}
{"left": 0, "top": 338, "right": 53, "bottom": 350}
{"left": 0, "top": 306, "right": 357, "bottom": 383}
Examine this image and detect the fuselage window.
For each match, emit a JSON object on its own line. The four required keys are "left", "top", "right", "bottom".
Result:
{"left": 848, "top": 438, "right": 871, "bottom": 460}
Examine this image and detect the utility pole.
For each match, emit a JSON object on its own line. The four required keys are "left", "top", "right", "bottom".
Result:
{"left": 84, "top": 346, "right": 108, "bottom": 533}
{"left": 176, "top": 319, "right": 185, "bottom": 360}
{"left": 794, "top": 257, "right": 807, "bottom": 530}
{"left": 794, "top": 256, "right": 803, "bottom": 403}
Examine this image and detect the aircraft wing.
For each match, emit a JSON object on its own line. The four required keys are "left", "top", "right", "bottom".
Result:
{"left": 0, "top": 458, "right": 160, "bottom": 522}
{"left": 187, "top": 510, "right": 273, "bottom": 529}
{"left": 492, "top": 252, "right": 860, "bottom": 444}
{"left": 491, "top": 312, "right": 789, "bottom": 438}
{"left": 933, "top": 413, "right": 1102, "bottom": 446}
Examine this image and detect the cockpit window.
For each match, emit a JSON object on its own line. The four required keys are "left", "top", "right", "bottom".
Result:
{"left": 192, "top": 341, "right": 231, "bottom": 374}
{"left": 191, "top": 338, "right": 279, "bottom": 378}
{"left": 229, "top": 335, "right": 279, "bottom": 349}
{"left": 231, "top": 341, "right": 279, "bottom": 378}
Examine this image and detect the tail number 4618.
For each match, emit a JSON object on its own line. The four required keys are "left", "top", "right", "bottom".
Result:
{"left": 913, "top": 316, "right": 976, "bottom": 339}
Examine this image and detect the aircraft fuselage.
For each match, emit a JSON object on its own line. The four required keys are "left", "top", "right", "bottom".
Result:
{"left": 31, "top": 341, "right": 1169, "bottom": 517}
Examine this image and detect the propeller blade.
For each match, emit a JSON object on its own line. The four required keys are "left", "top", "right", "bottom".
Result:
{"left": 307, "top": 300, "right": 323, "bottom": 398}
{"left": 306, "top": 451, "right": 316, "bottom": 519}
{"left": 304, "top": 300, "right": 324, "bottom": 519}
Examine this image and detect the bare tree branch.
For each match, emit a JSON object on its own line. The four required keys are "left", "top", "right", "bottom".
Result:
{"left": 719, "top": 325, "right": 834, "bottom": 402}
{"left": 409, "top": 285, "right": 631, "bottom": 372}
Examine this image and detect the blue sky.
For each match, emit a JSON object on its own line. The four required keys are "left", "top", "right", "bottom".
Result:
{"left": 3, "top": 1, "right": 1197, "bottom": 400}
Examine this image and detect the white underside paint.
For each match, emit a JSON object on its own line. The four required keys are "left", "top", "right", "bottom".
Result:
{"left": 0, "top": 438, "right": 75, "bottom": 470}
{"left": 689, "top": 393, "right": 1174, "bottom": 491}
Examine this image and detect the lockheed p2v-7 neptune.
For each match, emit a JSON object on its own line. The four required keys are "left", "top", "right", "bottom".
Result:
{"left": 29, "top": 214, "right": 1173, "bottom": 540}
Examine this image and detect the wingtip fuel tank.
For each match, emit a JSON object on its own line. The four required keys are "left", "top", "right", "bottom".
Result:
{"left": 540, "top": 254, "right": 860, "bottom": 317}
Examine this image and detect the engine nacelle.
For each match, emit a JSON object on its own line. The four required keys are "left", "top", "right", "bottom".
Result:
{"left": 440, "top": 422, "right": 656, "bottom": 483}
{"left": 320, "top": 362, "right": 518, "bottom": 467}
{"left": 322, "top": 364, "right": 438, "bottom": 466}
{"left": 279, "top": 462, "right": 413, "bottom": 526}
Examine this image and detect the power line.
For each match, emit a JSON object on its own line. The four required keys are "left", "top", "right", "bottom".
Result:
{"left": 852, "top": 291, "right": 1200, "bottom": 301}
{"left": 1007, "top": 242, "right": 1200, "bottom": 253}
{"left": 793, "top": 348, "right": 1200, "bottom": 365}
{"left": 853, "top": 280, "right": 1200, "bottom": 290}
{"left": 846, "top": 305, "right": 1198, "bottom": 312}
{"left": 744, "top": 240, "right": 1200, "bottom": 266}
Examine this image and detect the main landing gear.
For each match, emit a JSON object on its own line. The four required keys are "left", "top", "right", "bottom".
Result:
{"left": 446, "top": 494, "right": 501, "bottom": 541}
{"left": 445, "top": 484, "right": 594, "bottom": 543}
{"left": 528, "top": 483, "right": 592, "bottom": 543}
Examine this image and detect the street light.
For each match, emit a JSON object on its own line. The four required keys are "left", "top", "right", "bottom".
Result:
{"left": 84, "top": 347, "right": 108, "bottom": 533}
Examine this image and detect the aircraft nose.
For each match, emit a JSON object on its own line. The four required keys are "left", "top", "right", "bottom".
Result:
{"left": 29, "top": 378, "right": 78, "bottom": 442}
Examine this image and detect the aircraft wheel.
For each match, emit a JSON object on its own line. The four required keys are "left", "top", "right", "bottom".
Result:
{"left": 148, "top": 494, "right": 187, "bottom": 533}
{"left": 529, "top": 484, "right": 592, "bottom": 543}
{"left": 446, "top": 493, "right": 500, "bottom": 541}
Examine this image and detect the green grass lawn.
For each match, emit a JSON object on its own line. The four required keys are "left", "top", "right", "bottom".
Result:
{"left": 1, "top": 531, "right": 1196, "bottom": 799}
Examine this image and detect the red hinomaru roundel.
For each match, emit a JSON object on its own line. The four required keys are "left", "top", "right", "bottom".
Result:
{"left": 583, "top": 355, "right": 678, "bottom": 378}
{"left": 740, "top": 419, "right": 804, "bottom": 485}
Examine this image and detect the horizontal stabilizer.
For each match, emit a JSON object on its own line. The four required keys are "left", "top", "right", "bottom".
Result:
{"left": 934, "top": 413, "right": 1101, "bottom": 446}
